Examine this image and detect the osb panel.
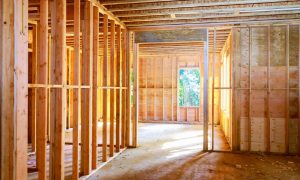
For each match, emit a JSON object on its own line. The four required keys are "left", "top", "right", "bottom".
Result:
{"left": 239, "top": 90, "right": 249, "bottom": 117}
{"left": 250, "top": 90, "right": 267, "bottom": 117}
{"left": 147, "top": 58, "right": 155, "bottom": 88}
{"left": 289, "top": 25, "right": 299, "bottom": 66}
{"left": 289, "top": 90, "right": 299, "bottom": 119}
{"left": 163, "top": 58, "right": 172, "bottom": 88}
{"left": 270, "top": 118, "right": 285, "bottom": 153}
{"left": 271, "top": 26, "right": 286, "bottom": 66}
{"left": 163, "top": 89, "right": 172, "bottom": 121}
{"left": 154, "top": 58, "right": 163, "bottom": 88}
{"left": 240, "top": 117, "right": 249, "bottom": 151}
{"left": 187, "top": 108, "right": 197, "bottom": 122}
{"left": 289, "top": 67, "right": 298, "bottom": 89}
{"left": 139, "top": 58, "right": 147, "bottom": 88}
{"left": 147, "top": 89, "right": 155, "bottom": 120}
{"left": 240, "top": 28, "right": 250, "bottom": 67}
{"left": 179, "top": 108, "right": 187, "bottom": 122}
{"left": 270, "top": 67, "right": 286, "bottom": 89}
{"left": 269, "top": 90, "right": 286, "bottom": 118}
{"left": 240, "top": 66, "right": 249, "bottom": 88}
{"left": 139, "top": 89, "right": 147, "bottom": 120}
{"left": 154, "top": 89, "right": 163, "bottom": 120}
{"left": 289, "top": 118, "right": 299, "bottom": 153}
{"left": 251, "top": 27, "right": 268, "bottom": 66}
{"left": 250, "top": 67, "right": 267, "bottom": 89}
{"left": 172, "top": 88, "right": 177, "bottom": 121}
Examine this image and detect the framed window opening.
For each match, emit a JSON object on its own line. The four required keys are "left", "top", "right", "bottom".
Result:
{"left": 178, "top": 67, "right": 201, "bottom": 108}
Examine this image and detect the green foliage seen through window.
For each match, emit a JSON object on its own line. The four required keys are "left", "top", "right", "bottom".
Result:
{"left": 178, "top": 68, "right": 200, "bottom": 107}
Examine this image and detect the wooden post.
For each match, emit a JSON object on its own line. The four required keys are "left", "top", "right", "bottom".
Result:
{"left": 29, "top": 24, "right": 37, "bottom": 153}
{"left": 102, "top": 14, "right": 108, "bottom": 162}
{"left": 286, "top": 25, "right": 290, "bottom": 153}
{"left": 133, "top": 39, "right": 139, "bottom": 147}
{"left": 212, "top": 27, "right": 216, "bottom": 151}
{"left": 248, "top": 27, "right": 252, "bottom": 151}
{"left": 36, "top": 0, "right": 48, "bottom": 179}
{"left": 0, "top": 0, "right": 28, "bottom": 179}
{"left": 125, "top": 31, "right": 131, "bottom": 146}
{"left": 121, "top": 29, "right": 127, "bottom": 148}
{"left": 92, "top": 6, "right": 99, "bottom": 169}
{"left": 110, "top": 19, "right": 115, "bottom": 157}
{"left": 49, "top": 0, "right": 67, "bottom": 179}
{"left": 116, "top": 25, "right": 121, "bottom": 152}
{"left": 68, "top": 48, "right": 74, "bottom": 129}
{"left": 81, "top": 1, "right": 93, "bottom": 175}
{"left": 72, "top": 0, "right": 80, "bottom": 178}
{"left": 203, "top": 29, "right": 209, "bottom": 151}
{"left": 266, "top": 25, "right": 271, "bottom": 152}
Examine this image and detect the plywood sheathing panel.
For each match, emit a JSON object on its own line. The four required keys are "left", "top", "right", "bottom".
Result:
{"left": 232, "top": 25, "right": 300, "bottom": 154}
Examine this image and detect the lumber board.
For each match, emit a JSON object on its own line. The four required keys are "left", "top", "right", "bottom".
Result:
{"left": 72, "top": 0, "right": 80, "bottom": 178}
{"left": 81, "top": 1, "right": 93, "bottom": 175}
{"left": 92, "top": 5, "right": 99, "bottom": 170}
{"left": 49, "top": 0, "right": 67, "bottom": 179}
{"left": 109, "top": 19, "right": 115, "bottom": 157}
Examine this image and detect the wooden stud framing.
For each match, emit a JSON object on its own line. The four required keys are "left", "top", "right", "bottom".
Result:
{"left": 110, "top": 19, "right": 116, "bottom": 157}
{"left": 36, "top": 0, "right": 48, "bottom": 179}
{"left": 92, "top": 6, "right": 99, "bottom": 170}
{"left": 212, "top": 27, "right": 216, "bottom": 150}
{"left": 81, "top": 1, "right": 93, "bottom": 175}
{"left": 121, "top": 29, "right": 127, "bottom": 148}
{"left": 29, "top": 23, "right": 37, "bottom": 154}
{"left": 133, "top": 38, "right": 139, "bottom": 147}
{"left": 248, "top": 27, "right": 252, "bottom": 151}
{"left": 0, "top": 0, "right": 28, "bottom": 179}
{"left": 49, "top": 0, "right": 67, "bottom": 178}
{"left": 102, "top": 14, "right": 109, "bottom": 162}
{"left": 203, "top": 29, "right": 209, "bottom": 151}
{"left": 72, "top": 0, "right": 80, "bottom": 177}
{"left": 266, "top": 25, "right": 271, "bottom": 152}
{"left": 286, "top": 25, "right": 290, "bottom": 153}
{"left": 116, "top": 25, "right": 122, "bottom": 152}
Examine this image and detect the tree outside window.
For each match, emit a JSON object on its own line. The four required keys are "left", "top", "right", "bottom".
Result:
{"left": 178, "top": 68, "right": 200, "bottom": 107}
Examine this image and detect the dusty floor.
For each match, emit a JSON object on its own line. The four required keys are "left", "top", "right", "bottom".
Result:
{"left": 88, "top": 123, "right": 300, "bottom": 180}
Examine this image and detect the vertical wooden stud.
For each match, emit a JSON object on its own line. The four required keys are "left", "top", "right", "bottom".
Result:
{"left": 121, "top": 29, "right": 127, "bottom": 148}
{"left": 203, "top": 29, "right": 209, "bottom": 151}
{"left": 92, "top": 6, "right": 99, "bottom": 170}
{"left": 212, "top": 27, "right": 216, "bottom": 151}
{"left": 266, "top": 25, "right": 271, "bottom": 152}
{"left": 72, "top": 0, "right": 80, "bottom": 178}
{"left": 0, "top": 0, "right": 28, "bottom": 179}
{"left": 49, "top": 0, "right": 67, "bottom": 179}
{"left": 68, "top": 48, "right": 74, "bottom": 129}
{"left": 30, "top": 24, "right": 37, "bottom": 153}
{"left": 102, "top": 14, "right": 109, "bottom": 162}
{"left": 81, "top": 1, "right": 93, "bottom": 175}
{"left": 125, "top": 31, "right": 131, "bottom": 146}
{"left": 36, "top": 0, "right": 48, "bottom": 179}
{"left": 116, "top": 25, "right": 121, "bottom": 152}
{"left": 110, "top": 19, "right": 115, "bottom": 157}
{"left": 248, "top": 27, "right": 252, "bottom": 151}
{"left": 286, "top": 25, "right": 290, "bottom": 153}
{"left": 133, "top": 40, "right": 139, "bottom": 147}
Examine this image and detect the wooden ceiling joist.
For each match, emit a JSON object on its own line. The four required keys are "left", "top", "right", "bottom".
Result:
{"left": 105, "top": 0, "right": 299, "bottom": 12}
{"left": 111, "top": 2, "right": 300, "bottom": 17}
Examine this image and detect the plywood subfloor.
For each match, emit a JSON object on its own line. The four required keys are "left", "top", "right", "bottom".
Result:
{"left": 27, "top": 122, "right": 125, "bottom": 180}
{"left": 88, "top": 123, "right": 300, "bottom": 180}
